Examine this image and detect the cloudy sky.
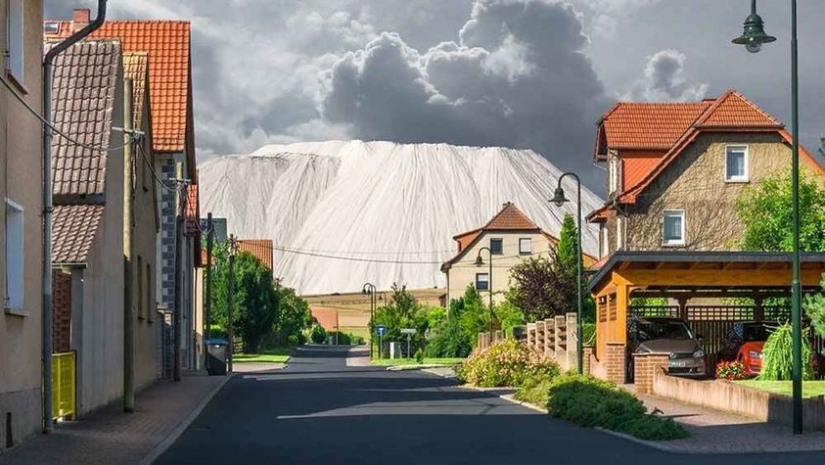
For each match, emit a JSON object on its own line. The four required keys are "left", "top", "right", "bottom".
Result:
{"left": 44, "top": 0, "right": 825, "bottom": 191}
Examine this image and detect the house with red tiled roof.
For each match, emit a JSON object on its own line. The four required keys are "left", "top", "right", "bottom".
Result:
{"left": 589, "top": 89, "right": 824, "bottom": 259}
{"left": 441, "top": 202, "right": 595, "bottom": 305}
{"left": 46, "top": 9, "right": 201, "bottom": 376}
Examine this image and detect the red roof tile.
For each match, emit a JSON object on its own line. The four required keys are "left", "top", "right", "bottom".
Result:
{"left": 695, "top": 90, "right": 783, "bottom": 129}
{"left": 52, "top": 205, "right": 104, "bottom": 264}
{"left": 238, "top": 239, "right": 274, "bottom": 271}
{"left": 598, "top": 102, "right": 711, "bottom": 153}
{"left": 46, "top": 18, "right": 191, "bottom": 153}
{"left": 621, "top": 150, "right": 665, "bottom": 192}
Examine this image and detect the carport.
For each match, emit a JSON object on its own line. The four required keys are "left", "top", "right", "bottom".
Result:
{"left": 587, "top": 251, "right": 825, "bottom": 384}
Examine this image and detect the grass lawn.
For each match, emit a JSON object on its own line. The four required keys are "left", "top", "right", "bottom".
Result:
{"left": 233, "top": 347, "right": 293, "bottom": 364}
{"left": 371, "top": 357, "right": 465, "bottom": 366}
{"left": 734, "top": 380, "right": 825, "bottom": 398}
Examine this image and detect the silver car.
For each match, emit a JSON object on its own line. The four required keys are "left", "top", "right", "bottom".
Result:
{"left": 627, "top": 316, "right": 706, "bottom": 379}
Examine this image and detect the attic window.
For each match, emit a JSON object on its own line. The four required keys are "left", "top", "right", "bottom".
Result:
{"left": 609, "top": 156, "right": 620, "bottom": 194}
{"left": 490, "top": 238, "right": 503, "bottom": 254}
{"left": 725, "top": 146, "right": 748, "bottom": 182}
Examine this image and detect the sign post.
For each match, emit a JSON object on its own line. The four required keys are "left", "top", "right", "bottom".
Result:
{"left": 376, "top": 325, "right": 387, "bottom": 359}
{"left": 401, "top": 328, "right": 416, "bottom": 359}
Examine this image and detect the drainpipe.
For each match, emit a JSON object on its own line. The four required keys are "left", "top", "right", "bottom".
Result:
{"left": 42, "top": 0, "right": 107, "bottom": 434}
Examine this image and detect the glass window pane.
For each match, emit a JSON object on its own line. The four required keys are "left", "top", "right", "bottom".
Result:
{"left": 476, "top": 273, "right": 489, "bottom": 291}
{"left": 519, "top": 238, "right": 531, "bottom": 254}
{"left": 726, "top": 147, "right": 747, "bottom": 180}
{"left": 663, "top": 212, "right": 683, "bottom": 242}
{"left": 490, "top": 238, "right": 503, "bottom": 254}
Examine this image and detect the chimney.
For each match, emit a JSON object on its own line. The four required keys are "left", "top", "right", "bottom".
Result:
{"left": 72, "top": 9, "right": 91, "bottom": 32}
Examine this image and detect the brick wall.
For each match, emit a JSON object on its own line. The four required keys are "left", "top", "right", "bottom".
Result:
{"left": 633, "top": 353, "right": 670, "bottom": 394}
{"left": 52, "top": 270, "right": 72, "bottom": 354}
{"left": 604, "top": 343, "right": 626, "bottom": 385}
{"left": 583, "top": 346, "right": 594, "bottom": 376}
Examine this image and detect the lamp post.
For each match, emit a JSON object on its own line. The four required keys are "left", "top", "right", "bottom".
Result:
{"left": 228, "top": 235, "right": 238, "bottom": 374}
{"left": 731, "top": 0, "right": 802, "bottom": 435}
{"left": 363, "top": 283, "right": 377, "bottom": 359}
{"left": 475, "top": 247, "right": 494, "bottom": 344}
{"left": 550, "top": 172, "right": 583, "bottom": 375}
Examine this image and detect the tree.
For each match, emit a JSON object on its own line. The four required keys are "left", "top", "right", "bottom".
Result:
{"left": 736, "top": 170, "right": 825, "bottom": 252}
{"left": 274, "top": 282, "right": 312, "bottom": 344}
{"left": 556, "top": 214, "right": 579, "bottom": 276}
{"left": 506, "top": 255, "right": 575, "bottom": 321}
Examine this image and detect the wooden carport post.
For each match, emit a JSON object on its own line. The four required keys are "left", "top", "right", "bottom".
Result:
{"left": 677, "top": 297, "right": 688, "bottom": 321}
{"left": 755, "top": 297, "right": 765, "bottom": 322}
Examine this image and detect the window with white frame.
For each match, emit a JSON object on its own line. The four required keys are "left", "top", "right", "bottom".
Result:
{"left": 615, "top": 216, "right": 623, "bottom": 251}
{"left": 6, "top": 0, "right": 25, "bottom": 81}
{"left": 609, "top": 156, "right": 620, "bottom": 194}
{"left": 663, "top": 210, "right": 685, "bottom": 246}
{"left": 5, "top": 200, "right": 24, "bottom": 312}
{"left": 726, "top": 145, "right": 749, "bottom": 182}
{"left": 519, "top": 238, "right": 532, "bottom": 255}
{"left": 475, "top": 273, "right": 489, "bottom": 291}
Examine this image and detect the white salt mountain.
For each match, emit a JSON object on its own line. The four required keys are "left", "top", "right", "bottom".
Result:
{"left": 199, "top": 141, "right": 603, "bottom": 296}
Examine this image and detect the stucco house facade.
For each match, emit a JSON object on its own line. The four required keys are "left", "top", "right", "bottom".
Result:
{"left": 46, "top": 10, "right": 202, "bottom": 379}
{"left": 441, "top": 202, "right": 563, "bottom": 305}
{"left": 588, "top": 90, "right": 825, "bottom": 258}
{"left": 0, "top": 0, "right": 44, "bottom": 449}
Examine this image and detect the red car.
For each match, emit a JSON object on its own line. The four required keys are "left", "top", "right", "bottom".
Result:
{"left": 718, "top": 321, "right": 775, "bottom": 375}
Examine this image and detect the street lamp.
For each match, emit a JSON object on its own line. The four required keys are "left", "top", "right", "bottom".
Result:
{"left": 362, "top": 282, "right": 377, "bottom": 359}
{"left": 731, "top": 0, "right": 802, "bottom": 435}
{"left": 550, "top": 172, "right": 583, "bottom": 375}
{"left": 475, "top": 247, "right": 494, "bottom": 344}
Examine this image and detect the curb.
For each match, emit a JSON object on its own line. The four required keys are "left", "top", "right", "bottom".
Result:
{"left": 592, "top": 427, "right": 691, "bottom": 454}
{"left": 138, "top": 374, "right": 233, "bottom": 465}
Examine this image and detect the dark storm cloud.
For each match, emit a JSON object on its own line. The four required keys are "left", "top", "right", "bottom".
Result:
{"left": 320, "top": 0, "right": 610, "bottom": 188}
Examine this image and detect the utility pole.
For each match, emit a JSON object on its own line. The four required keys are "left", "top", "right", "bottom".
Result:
{"left": 123, "top": 78, "right": 136, "bottom": 411}
{"left": 205, "top": 213, "right": 214, "bottom": 341}
{"left": 228, "top": 234, "right": 237, "bottom": 373}
{"left": 173, "top": 179, "right": 185, "bottom": 382}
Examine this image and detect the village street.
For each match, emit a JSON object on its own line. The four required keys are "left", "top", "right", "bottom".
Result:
{"left": 156, "top": 347, "right": 825, "bottom": 465}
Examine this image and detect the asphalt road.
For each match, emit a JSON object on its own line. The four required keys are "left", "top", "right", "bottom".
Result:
{"left": 157, "top": 346, "right": 825, "bottom": 465}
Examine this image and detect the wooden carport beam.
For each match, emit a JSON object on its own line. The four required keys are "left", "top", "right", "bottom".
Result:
{"left": 614, "top": 268, "right": 825, "bottom": 288}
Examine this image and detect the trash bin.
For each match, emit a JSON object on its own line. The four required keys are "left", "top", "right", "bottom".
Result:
{"left": 205, "top": 338, "right": 228, "bottom": 375}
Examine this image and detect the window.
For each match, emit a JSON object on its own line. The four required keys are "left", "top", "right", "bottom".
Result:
{"left": 600, "top": 225, "right": 609, "bottom": 258}
{"left": 519, "top": 238, "right": 532, "bottom": 255}
{"left": 137, "top": 256, "right": 144, "bottom": 320}
{"left": 615, "top": 216, "right": 623, "bottom": 251}
{"left": 6, "top": 0, "right": 25, "bottom": 82}
{"left": 475, "top": 273, "right": 489, "bottom": 291}
{"left": 663, "top": 210, "right": 685, "bottom": 246}
{"left": 726, "top": 145, "right": 748, "bottom": 182}
{"left": 5, "top": 199, "right": 24, "bottom": 312}
{"left": 489, "top": 238, "right": 503, "bottom": 254}
{"left": 609, "top": 156, "right": 620, "bottom": 194}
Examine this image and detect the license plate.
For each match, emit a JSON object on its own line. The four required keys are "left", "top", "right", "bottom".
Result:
{"left": 669, "top": 361, "right": 686, "bottom": 367}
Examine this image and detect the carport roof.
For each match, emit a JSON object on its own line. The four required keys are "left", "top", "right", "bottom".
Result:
{"left": 588, "top": 251, "right": 825, "bottom": 293}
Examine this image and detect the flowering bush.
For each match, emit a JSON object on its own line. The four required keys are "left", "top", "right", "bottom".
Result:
{"left": 456, "top": 339, "right": 559, "bottom": 387}
{"left": 715, "top": 361, "right": 750, "bottom": 380}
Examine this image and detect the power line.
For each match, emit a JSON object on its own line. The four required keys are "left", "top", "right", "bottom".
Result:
{"left": 272, "top": 245, "right": 445, "bottom": 265}
{"left": 136, "top": 141, "right": 178, "bottom": 193}
{"left": 0, "top": 72, "right": 139, "bottom": 152}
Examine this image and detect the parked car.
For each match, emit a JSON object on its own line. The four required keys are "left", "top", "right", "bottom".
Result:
{"left": 718, "top": 321, "right": 777, "bottom": 375}
{"left": 627, "top": 316, "right": 706, "bottom": 381}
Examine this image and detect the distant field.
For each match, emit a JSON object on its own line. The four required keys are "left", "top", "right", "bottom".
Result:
{"left": 304, "top": 288, "right": 446, "bottom": 341}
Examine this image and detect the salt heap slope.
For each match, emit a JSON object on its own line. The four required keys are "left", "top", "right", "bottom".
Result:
{"left": 200, "top": 141, "right": 603, "bottom": 296}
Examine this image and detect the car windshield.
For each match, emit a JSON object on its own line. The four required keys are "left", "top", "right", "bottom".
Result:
{"left": 743, "top": 324, "right": 770, "bottom": 342}
{"left": 636, "top": 320, "right": 693, "bottom": 341}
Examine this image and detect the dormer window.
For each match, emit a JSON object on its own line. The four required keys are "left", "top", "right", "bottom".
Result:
{"left": 609, "top": 155, "right": 620, "bottom": 194}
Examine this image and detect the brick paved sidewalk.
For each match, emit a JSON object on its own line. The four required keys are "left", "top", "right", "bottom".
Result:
{"left": 0, "top": 371, "right": 230, "bottom": 465}
{"left": 633, "top": 391, "right": 825, "bottom": 453}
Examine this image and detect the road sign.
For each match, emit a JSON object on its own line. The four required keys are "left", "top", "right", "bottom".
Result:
{"left": 400, "top": 328, "right": 416, "bottom": 334}
{"left": 376, "top": 325, "right": 387, "bottom": 336}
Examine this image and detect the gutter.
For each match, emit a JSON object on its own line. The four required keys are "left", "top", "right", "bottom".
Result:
{"left": 42, "top": 0, "right": 107, "bottom": 434}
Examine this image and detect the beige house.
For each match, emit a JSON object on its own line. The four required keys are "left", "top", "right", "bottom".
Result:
{"left": 0, "top": 0, "right": 44, "bottom": 449}
{"left": 589, "top": 89, "right": 825, "bottom": 257}
{"left": 441, "top": 203, "right": 563, "bottom": 305}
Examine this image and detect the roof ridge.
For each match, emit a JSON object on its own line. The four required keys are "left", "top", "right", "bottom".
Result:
{"left": 694, "top": 88, "right": 782, "bottom": 128}
{"left": 482, "top": 202, "right": 541, "bottom": 230}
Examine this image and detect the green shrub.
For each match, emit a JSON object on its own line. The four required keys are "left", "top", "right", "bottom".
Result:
{"left": 546, "top": 373, "right": 689, "bottom": 441}
{"left": 514, "top": 372, "right": 555, "bottom": 408}
{"left": 456, "top": 339, "right": 559, "bottom": 388}
{"left": 309, "top": 324, "right": 327, "bottom": 344}
{"left": 582, "top": 323, "right": 596, "bottom": 347}
{"left": 715, "top": 361, "right": 750, "bottom": 380}
{"left": 414, "top": 348, "right": 424, "bottom": 364}
{"left": 759, "top": 322, "right": 813, "bottom": 381}
{"left": 286, "top": 334, "right": 299, "bottom": 346}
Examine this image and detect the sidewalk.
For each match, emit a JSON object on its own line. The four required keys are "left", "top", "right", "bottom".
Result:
{"left": 632, "top": 390, "right": 825, "bottom": 453}
{"left": 0, "top": 371, "right": 230, "bottom": 465}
